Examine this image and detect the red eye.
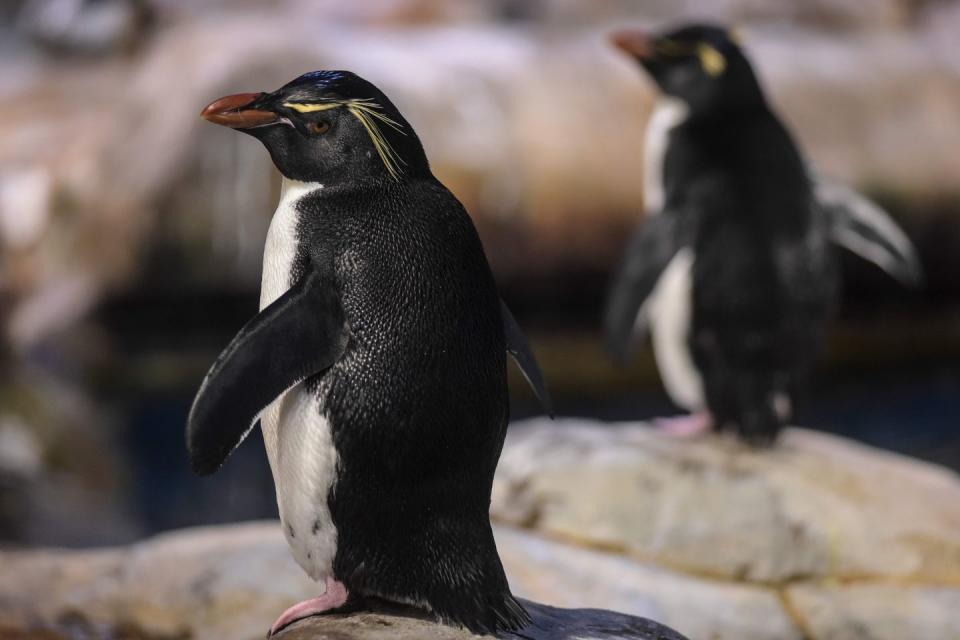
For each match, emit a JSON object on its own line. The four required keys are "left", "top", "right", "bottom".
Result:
{"left": 310, "top": 121, "right": 330, "bottom": 134}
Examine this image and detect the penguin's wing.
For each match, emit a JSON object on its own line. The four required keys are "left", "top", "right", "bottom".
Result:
{"left": 501, "top": 300, "right": 554, "bottom": 418}
{"left": 814, "top": 177, "right": 923, "bottom": 287}
{"left": 603, "top": 213, "right": 681, "bottom": 362}
{"left": 187, "top": 268, "right": 347, "bottom": 475}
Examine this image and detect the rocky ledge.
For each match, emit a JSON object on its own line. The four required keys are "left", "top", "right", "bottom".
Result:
{"left": 270, "top": 600, "right": 687, "bottom": 640}
{"left": 3, "top": 420, "right": 960, "bottom": 640}
{"left": 0, "top": 520, "right": 685, "bottom": 640}
{"left": 494, "top": 419, "right": 960, "bottom": 640}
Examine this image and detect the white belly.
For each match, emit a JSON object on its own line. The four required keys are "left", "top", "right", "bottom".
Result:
{"left": 262, "top": 389, "right": 338, "bottom": 580}
{"left": 648, "top": 248, "right": 705, "bottom": 411}
{"left": 258, "top": 178, "right": 338, "bottom": 581}
{"left": 643, "top": 98, "right": 689, "bottom": 215}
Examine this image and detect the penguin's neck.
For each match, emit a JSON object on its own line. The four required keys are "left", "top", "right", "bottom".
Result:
{"left": 644, "top": 97, "right": 689, "bottom": 215}
{"left": 260, "top": 177, "right": 323, "bottom": 311}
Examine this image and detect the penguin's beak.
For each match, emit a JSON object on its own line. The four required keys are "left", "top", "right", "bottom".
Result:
{"left": 609, "top": 29, "right": 655, "bottom": 60}
{"left": 201, "top": 92, "right": 279, "bottom": 129}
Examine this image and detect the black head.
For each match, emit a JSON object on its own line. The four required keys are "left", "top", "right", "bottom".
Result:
{"left": 201, "top": 70, "right": 429, "bottom": 185}
{"left": 611, "top": 23, "right": 765, "bottom": 118}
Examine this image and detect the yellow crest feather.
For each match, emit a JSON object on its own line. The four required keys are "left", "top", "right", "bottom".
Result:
{"left": 282, "top": 102, "right": 341, "bottom": 113}
{"left": 282, "top": 99, "right": 407, "bottom": 180}
{"left": 698, "top": 44, "right": 726, "bottom": 76}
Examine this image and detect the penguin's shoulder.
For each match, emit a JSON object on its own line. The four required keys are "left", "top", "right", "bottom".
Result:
{"left": 670, "top": 110, "right": 810, "bottom": 218}
{"left": 295, "top": 178, "right": 494, "bottom": 305}
{"left": 387, "top": 178, "right": 491, "bottom": 263}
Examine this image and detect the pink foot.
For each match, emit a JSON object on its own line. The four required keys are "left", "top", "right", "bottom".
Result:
{"left": 654, "top": 412, "right": 713, "bottom": 438}
{"left": 268, "top": 576, "right": 349, "bottom": 636}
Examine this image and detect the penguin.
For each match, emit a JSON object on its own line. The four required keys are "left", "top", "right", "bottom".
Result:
{"left": 605, "top": 24, "right": 922, "bottom": 444}
{"left": 188, "top": 70, "right": 553, "bottom": 636}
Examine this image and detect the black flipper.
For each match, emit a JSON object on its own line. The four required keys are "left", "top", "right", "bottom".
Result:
{"left": 187, "top": 268, "right": 348, "bottom": 475}
{"left": 501, "top": 300, "right": 554, "bottom": 418}
{"left": 814, "top": 177, "right": 923, "bottom": 287}
{"left": 603, "top": 213, "right": 681, "bottom": 363}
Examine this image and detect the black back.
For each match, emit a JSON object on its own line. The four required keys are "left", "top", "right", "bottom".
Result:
{"left": 667, "top": 87, "right": 838, "bottom": 443}
{"left": 297, "top": 177, "right": 527, "bottom": 633}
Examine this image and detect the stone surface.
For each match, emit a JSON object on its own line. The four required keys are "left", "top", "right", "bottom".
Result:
{"left": 493, "top": 419, "right": 960, "bottom": 584}
{"left": 0, "top": 522, "right": 316, "bottom": 640}
{"left": 271, "top": 598, "right": 691, "bottom": 640}
{"left": 493, "top": 418, "right": 960, "bottom": 639}
{"left": 0, "top": 522, "right": 685, "bottom": 640}
{"left": 498, "top": 526, "right": 802, "bottom": 640}
{"left": 786, "top": 582, "right": 960, "bottom": 640}
{"left": 4, "top": 422, "right": 960, "bottom": 639}
{"left": 274, "top": 610, "right": 490, "bottom": 640}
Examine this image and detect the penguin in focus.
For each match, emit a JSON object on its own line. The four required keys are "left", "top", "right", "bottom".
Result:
{"left": 605, "top": 24, "right": 922, "bottom": 444}
{"left": 188, "top": 70, "right": 552, "bottom": 636}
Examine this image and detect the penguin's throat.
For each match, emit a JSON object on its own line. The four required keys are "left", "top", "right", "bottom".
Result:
{"left": 260, "top": 178, "right": 323, "bottom": 310}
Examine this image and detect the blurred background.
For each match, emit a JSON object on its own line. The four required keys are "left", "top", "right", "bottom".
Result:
{"left": 0, "top": 0, "right": 958, "bottom": 549}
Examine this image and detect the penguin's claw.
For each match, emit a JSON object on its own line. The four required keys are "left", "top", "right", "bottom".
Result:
{"left": 653, "top": 412, "right": 713, "bottom": 438}
{"left": 268, "top": 577, "right": 349, "bottom": 637}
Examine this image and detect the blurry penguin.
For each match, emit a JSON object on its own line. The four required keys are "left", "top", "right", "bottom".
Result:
{"left": 605, "top": 24, "right": 922, "bottom": 444}
{"left": 188, "top": 71, "right": 552, "bottom": 635}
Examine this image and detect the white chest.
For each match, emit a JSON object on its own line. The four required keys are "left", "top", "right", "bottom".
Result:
{"left": 260, "top": 178, "right": 321, "bottom": 310}
{"left": 258, "top": 178, "right": 339, "bottom": 583}
{"left": 643, "top": 98, "right": 689, "bottom": 215}
{"left": 648, "top": 247, "right": 705, "bottom": 411}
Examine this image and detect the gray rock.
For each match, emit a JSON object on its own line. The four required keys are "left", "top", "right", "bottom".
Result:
{"left": 5, "top": 420, "right": 960, "bottom": 639}
{"left": 493, "top": 419, "right": 960, "bottom": 640}
{"left": 498, "top": 526, "right": 802, "bottom": 640}
{"left": 786, "top": 582, "right": 960, "bottom": 640}
{"left": 494, "top": 419, "right": 960, "bottom": 584}
{"left": 272, "top": 600, "right": 688, "bottom": 640}
{"left": 0, "top": 522, "right": 686, "bottom": 640}
{"left": 273, "top": 611, "right": 487, "bottom": 640}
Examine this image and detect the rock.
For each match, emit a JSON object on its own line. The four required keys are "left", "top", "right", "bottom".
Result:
{"left": 0, "top": 522, "right": 325, "bottom": 639}
{"left": 272, "top": 600, "right": 689, "bottom": 640}
{"left": 498, "top": 526, "right": 803, "bottom": 640}
{"left": 273, "top": 611, "right": 486, "bottom": 640}
{"left": 786, "top": 582, "right": 960, "bottom": 640}
{"left": 0, "top": 522, "right": 686, "bottom": 640}
{"left": 5, "top": 418, "right": 959, "bottom": 640}
{"left": 493, "top": 418, "right": 960, "bottom": 639}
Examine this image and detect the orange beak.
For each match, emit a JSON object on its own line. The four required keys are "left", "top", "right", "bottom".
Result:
{"left": 200, "top": 92, "right": 279, "bottom": 129}
{"left": 609, "top": 29, "right": 655, "bottom": 59}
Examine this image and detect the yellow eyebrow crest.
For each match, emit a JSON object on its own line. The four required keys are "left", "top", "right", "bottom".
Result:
{"left": 654, "top": 39, "right": 728, "bottom": 77}
{"left": 282, "top": 102, "right": 342, "bottom": 113}
{"left": 282, "top": 99, "right": 407, "bottom": 180}
{"left": 698, "top": 44, "right": 726, "bottom": 76}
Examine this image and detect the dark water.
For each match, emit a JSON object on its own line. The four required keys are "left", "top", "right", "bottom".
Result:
{"left": 119, "top": 362, "right": 960, "bottom": 539}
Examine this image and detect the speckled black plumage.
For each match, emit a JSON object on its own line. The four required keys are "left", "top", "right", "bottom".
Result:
{"left": 298, "top": 177, "right": 528, "bottom": 633}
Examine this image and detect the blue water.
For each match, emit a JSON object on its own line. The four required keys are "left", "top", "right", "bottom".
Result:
{"left": 123, "top": 364, "right": 959, "bottom": 538}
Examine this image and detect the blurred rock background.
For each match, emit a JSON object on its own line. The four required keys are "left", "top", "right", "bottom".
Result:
{"left": 0, "top": 0, "right": 958, "bottom": 551}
